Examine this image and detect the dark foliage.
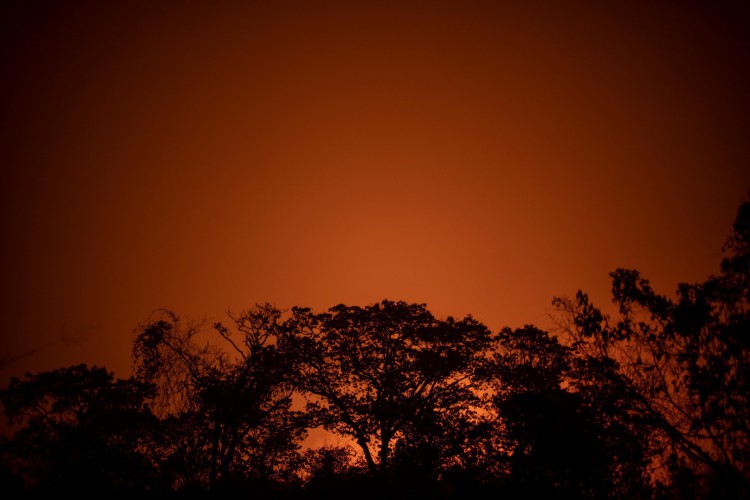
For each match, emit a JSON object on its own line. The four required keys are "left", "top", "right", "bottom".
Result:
{"left": 0, "top": 365, "right": 162, "bottom": 495}
{"left": 553, "top": 196, "right": 750, "bottom": 497}
{"left": 1, "top": 198, "right": 748, "bottom": 498}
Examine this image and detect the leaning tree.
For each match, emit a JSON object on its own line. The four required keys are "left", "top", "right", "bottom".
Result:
{"left": 553, "top": 197, "right": 750, "bottom": 497}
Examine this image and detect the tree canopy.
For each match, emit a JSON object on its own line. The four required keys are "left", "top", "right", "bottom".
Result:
{"left": 1, "top": 198, "right": 749, "bottom": 497}
{"left": 552, "top": 196, "right": 750, "bottom": 497}
{"left": 279, "top": 300, "right": 491, "bottom": 477}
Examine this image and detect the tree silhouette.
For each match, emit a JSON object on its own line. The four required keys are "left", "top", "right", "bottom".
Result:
{"left": 2, "top": 198, "right": 749, "bottom": 497}
{"left": 300, "top": 444, "right": 370, "bottom": 496}
{"left": 485, "top": 325, "right": 650, "bottom": 498}
{"left": 132, "top": 304, "right": 305, "bottom": 492}
{"left": 279, "top": 300, "right": 492, "bottom": 478}
{"left": 553, "top": 197, "right": 750, "bottom": 496}
{"left": 0, "top": 365, "right": 160, "bottom": 495}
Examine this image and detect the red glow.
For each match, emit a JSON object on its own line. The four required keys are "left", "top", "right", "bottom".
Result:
{"left": 1, "top": 1, "right": 748, "bottom": 385}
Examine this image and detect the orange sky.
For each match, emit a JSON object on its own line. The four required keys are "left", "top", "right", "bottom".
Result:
{"left": 1, "top": 1, "right": 749, "bottom": 385}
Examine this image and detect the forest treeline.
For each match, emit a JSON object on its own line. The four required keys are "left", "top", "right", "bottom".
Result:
{"left": 1, "top": 199, "right": 749, "bottom": 499}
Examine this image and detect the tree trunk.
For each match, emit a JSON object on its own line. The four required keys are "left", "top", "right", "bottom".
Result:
{"left": 209, "top": 421, "right": 221, "bottom": 490}
{"left": 356, "top": 436, "right": 377, "bottom": 474}
{"left": 379, "top": 429, "right": 392, "bottom": 475}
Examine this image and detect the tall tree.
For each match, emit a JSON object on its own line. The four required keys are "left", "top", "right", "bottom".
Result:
{"left": 0, "top": 365, "right": 160, "bottom": 495}
{"left": 280, "top": 300, "right": 492, "bottom": 477}
{"left": 487, "top": 325, "right": 650, "bottom": 498}
{"left": 132, "top": 304, "right": 305, "bottom": 491}
{"left": 553, "top": 197, "right": 750, "bottom": 496}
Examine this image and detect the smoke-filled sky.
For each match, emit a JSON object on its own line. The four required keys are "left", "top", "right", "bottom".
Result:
{"left": 1, "top": 1, "right": 749, "bottom": 384}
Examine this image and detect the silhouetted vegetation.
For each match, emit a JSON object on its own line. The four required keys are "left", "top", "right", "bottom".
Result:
{"left": 2, "top": 198, "right": 749, "bottom": 498}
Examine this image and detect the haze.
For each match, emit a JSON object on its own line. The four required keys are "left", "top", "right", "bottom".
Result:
{"left": 1, "top": 1, "right": 748, "bottom": 384}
